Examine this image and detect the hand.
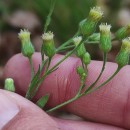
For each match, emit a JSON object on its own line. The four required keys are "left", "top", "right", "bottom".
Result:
{"left": 1, "top": 53, "right": 130, "bottom": 130}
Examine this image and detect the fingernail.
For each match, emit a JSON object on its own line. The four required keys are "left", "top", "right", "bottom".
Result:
{"left": 0, "top": 92, "right": 20, "bottom": 129}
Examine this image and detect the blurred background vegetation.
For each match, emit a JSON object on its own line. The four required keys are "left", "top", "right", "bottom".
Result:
{"left": 0, "top": 0, "right": 130, "bottom": 87}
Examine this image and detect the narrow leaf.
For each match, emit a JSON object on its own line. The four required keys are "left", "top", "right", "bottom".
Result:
{"left": 36, "top": 94, "right": 49, "bottom": 108}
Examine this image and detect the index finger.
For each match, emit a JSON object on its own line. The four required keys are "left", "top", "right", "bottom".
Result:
{"left": 4, "top": 53, "right": 130, "bottom": 129}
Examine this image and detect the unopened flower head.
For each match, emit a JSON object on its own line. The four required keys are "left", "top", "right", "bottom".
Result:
{"left": 121, "top": 37, "right": 130, "bottom": 53}
{"left": 115, "top": 23, "right": 130, "bottom": 40}
{"left": 18, "top": 29, "right": 30, "bottom": 42}
{"left": 73, "top": 36, "right": 82, "bottom": 46}
{"left": 116, "top": 37, "right": 130, "bottom": 68}
{"left": 99, "top": 23, "right": 112, "bottom": 52}
{"left": 76, "top": 66, "right": 87, "bottom": 82}
{"left": 73, "top": 36, "right": 86, "bottom": 58}
{"left": 99, "top": 23, "right": 111, "bottom": 34}
{"left": 89, "top": 7, "right": 103, "bottom": 21}
{"left": 18, "top": 29, "right": 34, "bottom": 57}
{"left": 4, "top": 78, "right": 15, "bottom": 92}
{"left": 42, "top": 31, "right": 54, "bottom": 41}
{"left": 82, "top": 52, "right": 91, "bottom": 65}
{"left": 41, "top": 31, "right": 55, "bottom": 58}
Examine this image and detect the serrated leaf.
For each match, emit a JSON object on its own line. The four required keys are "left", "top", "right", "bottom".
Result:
{"left": 36, "top": 94, "right": 49, "bottom": 108}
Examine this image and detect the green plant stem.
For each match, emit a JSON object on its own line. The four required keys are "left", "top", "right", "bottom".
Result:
{"left": 84, "top": 52, "right": 107, "bottom": 93}
{"left": 85, "top": 40, "right": 99, "bottom": 44}
{"left": 46, "top": 95, "right": 78, "bottom": 113}
{"left": 29, "top": 56, "right": 34, "bottom": 81}
{"left": 45, "top": 58, "right": 52, "bottom": 72}
{"left": 57, "top": 45, "right": 75, "bottom": 52}
{"left": 28, "top": 39, "right": 85, "bottom": 100}
{"left": 85, "top": 37, "right": 117, "bottom": 45}
{"left": 56, "top": 30, "right": 80, "bottom": 52}
{"left": 84, "top": 66, "right": 121, "bottom": 95}
{"left": 44, "top": 0, "right": 57, "bottom": 32}
{"left": 46, "top": 83, "right": 84, "bottom": 113}
{"left": 46, "top": 66, "right": 121, "bottom": 113}
{"left": 40, "top": 39, "right": 85, "bottom": 82}
{"left": 40, "top": 58, "right": 49, "bottom": 71}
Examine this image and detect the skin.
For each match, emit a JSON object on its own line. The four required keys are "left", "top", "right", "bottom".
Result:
{"left": 1, "top": 52, "right": 130, "bottom": 130}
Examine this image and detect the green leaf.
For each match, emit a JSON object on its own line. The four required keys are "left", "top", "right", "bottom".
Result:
{"left": 36, "top": 94, "right": 49, "bottom": 108}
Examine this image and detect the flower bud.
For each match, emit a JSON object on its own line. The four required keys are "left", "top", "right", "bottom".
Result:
{"left": 82, "top": 52, "right": 91, "bottom": 66}
{"left": 18, "top": 29, "right": 34, "bottom": 58}
{"left": 79, "top": 7, "right": 103, "bottom": 36}
{"left": 99, "top": 23, "right": 112, "bottom": 52}
{"left": 76, "top": 66, "right": 86, "bottom": 82}
{"left": 73, "top": 36, "right": 86, "bottom": 58}
{"left": 115, "top": 38, "right": 130, "bottom": 68}
{"left": 42, "top": 31, "right": 56, "bottom": 58}
{"left": 4, "top": 78, "right": 15, "bottom": 92}
{"left": 115, "top": 24, "right": 130, "bottom": 40}
{"left": 88, "top": 33, "right": 100, "bottom": 41}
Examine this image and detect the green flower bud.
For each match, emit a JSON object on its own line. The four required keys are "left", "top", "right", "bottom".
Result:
{"left": 76, "top": 66, "right": 86, "bottom": 82}
{"left": 42, "top": 31, "right": 56, "bottom": 58}
{"left": 73, "top": 36, "right": 86, "bottom": 58}
{"left": 79, "top": 7, "right": 103, "bottom": 36}
{"left": 116, "top": 38, "right": 130, "bottom": 68}
{"left": 121, "top": 37, "right": 130, "bottom": 53}
{"left": 82, "top": 52, "right": 91, "bottom": 65}
{"left": 88, "top": 33, "right": 100, "bottom": 41}
{"left": 99, "top": 23, "right": 112, "bottom": 52}
{"left": 4, "top": 78, "right": 15, "bottom": 92}
{"left": 18, "top": 29, "right": 34, "bottom": 58}
{"left": 115, "top": 24, "right": 130, "bottom": 40}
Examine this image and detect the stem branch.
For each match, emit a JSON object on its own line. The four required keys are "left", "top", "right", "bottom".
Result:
{"left": 29, "top": 56, "right": 34, "bottom": 81}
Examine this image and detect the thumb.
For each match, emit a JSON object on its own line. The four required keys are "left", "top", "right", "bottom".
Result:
{"left": 0, "top": 89, "right": 59, "bottom": 130}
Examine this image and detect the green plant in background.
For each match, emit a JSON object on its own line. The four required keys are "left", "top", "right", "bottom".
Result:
{"left": 0, "top": 0, "right": 96, "bottom": 41}
{"left": 4, "top": 0, "right": 130, "bottom": 113}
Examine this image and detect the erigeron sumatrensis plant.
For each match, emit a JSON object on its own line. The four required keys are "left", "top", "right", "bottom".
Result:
{"left": 4, "top": 1, "right": 130, "bottom": 113}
